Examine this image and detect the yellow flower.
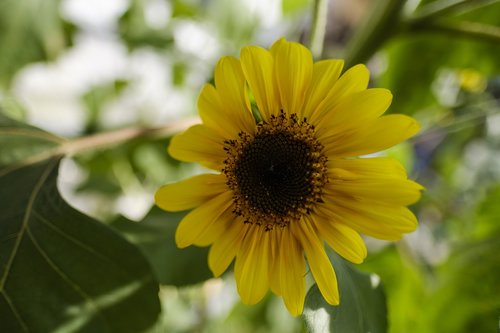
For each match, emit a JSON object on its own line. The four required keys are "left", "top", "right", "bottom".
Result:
{"left": 155, "top": 38, "right": 423, "bottom": 316}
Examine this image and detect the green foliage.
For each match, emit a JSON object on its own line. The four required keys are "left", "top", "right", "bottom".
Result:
{"left": 0, "top": 0, "right": 70, "bottom": 88}
{"left": 304, "top": 251, "right": 387, "bottom": 333}
{"left": 111, "top": 207, "right": 212, "bottom": 286}
{"left": 423, "top": 235, "right": 500, "bottom": 332}
{"left": 0, "top": 113, "right": 63, "bottom": 166}
{"left": 475, "top": 184, "right": 500, "bottom": 237}
{"left": 361, "top": 234, "right": 500, "bottom": 333}
{"left": 381, "top": 2, "right": 500, "bottom": 115}
{"left": 119, "top": 0, "right": 174, "bottom": 50}
{"left": 0, "top": 158, "right": 161, "bottom": 332}
{"left": 1, "top": 0, "right": 500, "bottom": 331}
{"left": 282, "top": 0, "right": 311, "bottom": 15}
{"left": 0, "top": 116, "right": 161, "bottom": 332}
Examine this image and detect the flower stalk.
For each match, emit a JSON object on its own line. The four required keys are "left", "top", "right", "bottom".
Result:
{"left": 310, "top": 0, "right": 329, "bottom": 58}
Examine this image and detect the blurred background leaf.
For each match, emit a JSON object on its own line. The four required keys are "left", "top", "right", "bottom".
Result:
{"left": 0, "top": 0, "right": 70, "bottom": 88}
{"left": 380, "top": 2, "right": 500, "bottom": 115}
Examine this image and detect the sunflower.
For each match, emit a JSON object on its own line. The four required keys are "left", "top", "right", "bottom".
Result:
{"left": 155, "top": 38, "right": 422, "bottom": 316}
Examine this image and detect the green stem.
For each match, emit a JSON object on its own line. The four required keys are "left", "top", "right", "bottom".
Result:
{"left": 343, "top": 0, "right": 408, "bottom": 69}
{"left": 407, "top": 19, "right": 500, "bottom": 44}
{"left": 309, "top": 0, "right": 329, "bottom": 58}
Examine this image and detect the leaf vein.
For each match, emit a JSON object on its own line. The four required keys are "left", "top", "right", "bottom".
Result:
{"left": 0, "top": 159, "right": 58, "bottom": 290}
{"left": 25, "top": 226, "right": 109, "bottom": 327}
{"left": 1, "top": 290, "right": 29, "bottom": 332}
{"left": 32, "top": 211, "right": 115, "bottom": 266}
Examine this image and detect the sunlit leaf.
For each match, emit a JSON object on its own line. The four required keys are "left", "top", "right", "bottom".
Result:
{"left": 475, "top": 185, "right": 500, "bottom": 237}
{"left": 0, "top": 113, "right": 64, "bottom": 167}
{"left": 419, "top": 235, "right": 500, "bottom": 332}
{"left": 0, "top": 158, "right": 161, "bottom": 332}
{"left": 282, "top": 0, "right": 311, "bottom": 14}
{"left": 303, "top": 251, "right": 387, "bottom": 333}
{"left": 111, "top": 207, "right": 212, "bottom": 287}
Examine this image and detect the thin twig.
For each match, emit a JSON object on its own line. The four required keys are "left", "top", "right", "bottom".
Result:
{"left": 59, "top": 117, "right": 199, "bottom": 156}
{"left": 0, "top": 117, "right": 199, "bottom": 176}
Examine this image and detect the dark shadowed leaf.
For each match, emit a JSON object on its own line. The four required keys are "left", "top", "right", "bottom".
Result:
{"left": 303, "top": 251, "right": 387, "bottom": 333}
{"left": 111, "top": 207, "right": 213, "bottom": 287}
{"left": 0, "top": 124, "right": 161, "bottom": 332}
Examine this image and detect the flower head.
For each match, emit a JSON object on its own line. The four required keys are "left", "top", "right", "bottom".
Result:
{"left": 155, "top": 38, "right": 422, "bottom": 316}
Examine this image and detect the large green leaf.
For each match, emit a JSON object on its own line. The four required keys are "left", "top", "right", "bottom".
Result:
{"left": 0, "top": 113, "right": 64, "bottom": 167}
{"left": 0, "top": 158, "right": 161, "bottom": 332}
{"left": 303, "top": 251, "right": 387, "bottom": 333}
{"left": 111, "top": 207, "right": 212, "bottom": 287}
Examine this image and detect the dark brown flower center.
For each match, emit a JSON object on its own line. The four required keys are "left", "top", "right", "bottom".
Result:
{"left": 223, "top": 111, "right": 328, "bottom": 231}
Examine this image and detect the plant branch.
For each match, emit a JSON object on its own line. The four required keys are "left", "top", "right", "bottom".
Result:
{"left": 1, "top": 117, "right": 199, "bottom": 176}
{"left": 407, "top": 0, "right": 500, "bottom": 22}
{"left": 59, "top": 117, "right": 198, "bottom": 156}
{"left": 309, "top": 0, "right": 329, "bottom": 58}
{"left": 407, "top": 19, "right": 500, "bottom": 44}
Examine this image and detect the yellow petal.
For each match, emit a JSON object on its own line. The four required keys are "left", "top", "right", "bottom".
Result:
{"left": 329, "top": 157, "right": 408, "bottom": 179}
{"left": 198, "top": 84, "right": 239, "bottom": 138}
{"left": 240, "top": 46, "right": 278, "bottom": 120}
{"left": 213, "top": 56, "right": 255, "bottom": 134}
{"left": 332, "top": 64, "right": 370, "bottom": 97}
{"left": 234, "top": 226, "right": 270, "bottom": 304}
{"left": 318, "top": 200, "right": 417, "bottom": 240}
{"left": 293, "top": 219, "right": 339, "bottom": 305}
{"left": 271, "top": 38, "right": 313, "bottom": 115}
{"left": 317, "top": 209, "right": 401, "bottom": 240}
{"left": 312, "top": 217, "right": 367, "bottom": 264}
{"left": 317, "top": 88, "right": 392, "bottom": 138}
{"left": 208, "top": 217, "right": 249, "bottom": 277}
{"left": 155, "top": 173, "right": 227, "bottom": 212}
{"left": 303, "top": 59, "right": 344, "bottom": 120}
{"left": 193, "top": 208, "right": 234, "bottom": 247}
{"left": 325, "top": 114, "right": 421, "bottom": 157}
{"left": 279, "top": 227, "right": 306, "bottom": 316}
{"left": 175, "top": 191, "right": 233, "bottom": 248}
{"left": 309, "top": 64, "right": 369, "bottom": 124}
{"left": 269, "top": 229, "right": 283, "bottom": 296}
{"left": 168, "top": 124, "right": 226, "bottom": 169}
{"left": 326, "top": 178, "right": 423, "bottom": 206}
